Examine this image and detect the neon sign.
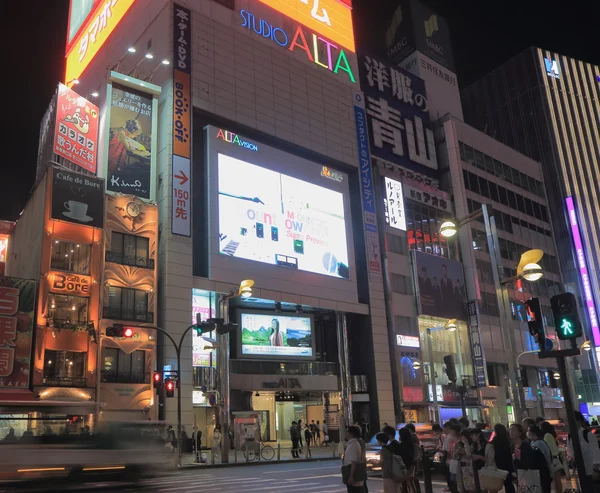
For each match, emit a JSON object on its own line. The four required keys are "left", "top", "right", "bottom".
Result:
{"left": 240, "top": 10, "right": 355, "bottom": 83}
{"left": 216, "top": 129, "right": 258, "bottom": 151}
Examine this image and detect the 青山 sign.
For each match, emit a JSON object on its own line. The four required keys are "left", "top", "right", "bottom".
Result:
{"left": 54, "top": 84, "right": 99, "bottom": 173}
{"left": 360, "top": 56, "right": 437, "bottom": 172}
{"left": 65, "top": 0, "right": 137, "bottom": 84}
{"left": 256, "top": 0, "right": 355, "bottom": 52}
{"left": 48, "top": 271, "right": 91, "bottom": 297}
{"left": 240, "top": 9, "right": 356, "bottom": 83}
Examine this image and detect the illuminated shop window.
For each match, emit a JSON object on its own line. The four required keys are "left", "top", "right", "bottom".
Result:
{"left": 108, "top": 232, "right": 152, "bottom": 268}
{"left": 48, "top": 294, "right": 88, "bottom": 328}
{"left": 102, "top": 348, "right": 147, "bottom": 383}
{"left": 50, "top": 240, "right": 91, "bottom": 274}
{"left": 43, "top": 350, "right": 86, "bottom": 386}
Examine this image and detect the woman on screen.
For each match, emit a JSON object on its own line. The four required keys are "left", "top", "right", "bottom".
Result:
{"left": 269, "top": 319, "right": 284, "bottom": 346}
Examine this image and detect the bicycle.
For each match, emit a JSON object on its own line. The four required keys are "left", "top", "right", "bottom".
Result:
{"left": 242, "top": 442, "right": 275, "bottom": 461}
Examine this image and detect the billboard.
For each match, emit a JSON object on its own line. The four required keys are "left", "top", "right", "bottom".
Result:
{"left": 217, "top": 154, "right": 350, "bottom": 279}
{"left": 239, "top": 312, "right": 314, "bottom": 359}
{"left": 0, "top": 277, "right": 36, "bottom": 388}
{"left": 359, "top": 55, "right": 437, "bottom": 173}
{"left": 192, "top": 290, "right": 216, "bottom": 368}
{"left": 54, "top": 83, "right": 99, "bottom": 173}
{"left": 106, "top": 84, "right": 153, "bottom": 198}
{"left": 50, "top": 167, "right": 105, "bottom": 228}
{"left": 415, "top": 251, "right": 466, "bottom": 320}
{"left": 383, "top": 177, "right": 406, "bottom": 230}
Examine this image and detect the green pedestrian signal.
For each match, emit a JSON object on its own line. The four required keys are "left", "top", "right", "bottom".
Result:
{"left": 551, "top": 293, "right": 583, "bottom": 341}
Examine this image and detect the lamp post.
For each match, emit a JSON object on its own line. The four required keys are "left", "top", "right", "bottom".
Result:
{"left": 440, "top": 204, "right": 545, "bottom": 424}
{"left": 425, "top": 319, "right": 457, "bottom": 422}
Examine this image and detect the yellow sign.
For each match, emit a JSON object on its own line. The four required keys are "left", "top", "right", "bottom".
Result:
{"left": 65, "top": 0, "right": 137, "bottom": 84}
{"left": 49, "top": 271, "right": 91, "bottom": 297}
{"left": 257, "top": 0, "right": 355, "bottom": 52}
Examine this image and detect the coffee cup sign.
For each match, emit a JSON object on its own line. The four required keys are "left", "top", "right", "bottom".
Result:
{"left": 49, "top": 271, "right": 92, "bottom": 297}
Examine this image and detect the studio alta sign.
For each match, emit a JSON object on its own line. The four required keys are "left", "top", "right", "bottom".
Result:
{"left": 240, "top": 10, "right": 355, "bottom": 83}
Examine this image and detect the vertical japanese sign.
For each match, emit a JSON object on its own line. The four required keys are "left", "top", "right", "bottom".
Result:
{"left": 0, "top": 277, "right": 36, "bottom": 389}
{"left": 106, "top": 84, "right": 153, "bottom": 198}
{"left": 353, "top": 92, "right": 381, "bottom": 274}
{"left": 467, "top": 301, "right": 487, "bottom": 387}
{"left": 566, "top": 197, "right": 600, "bottom": 346}
{"left": 383, "top": 177, "right": 406, "bottom": 230}
{"left": 359, "top": 56, "right": 437, "bottom": 172}
{"left": 172, "top": 4, "right": 192, "bottom": 237}
{"left": 54, "top": 83, "right": 99, "bottom": 173}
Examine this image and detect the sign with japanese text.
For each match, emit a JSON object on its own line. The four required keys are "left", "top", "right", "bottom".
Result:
{"left": 353, "top": 92, "right": 381, "bottom": 274}
{"left": 360, "top": 56, "right": 437, "bottom": 173}
{"left": 383, "top": 177, "right": 406, "bottom": 230}
{"left": 51, "top": 167, "right": 105, "bottom": 229}
{"left": 404, "top": 180, "right": 450, "bottom": 212}
{"left": 107, "top": 84, "right": 153, "bottom": 199}
{"left": 396, "top": 334, "right": 419, "bottom": 347}
{"left": 467, "top": 301, "right": 487, "bottom": 387}
{"left": 0, "top": 277, "right": 36, "bottom": 389}
{"left": 54, "top": 84, "right": 99, "bottom": 173}
{"left": 48, "top": 271, "right": 91, "bottom": 297}
{"left": 256, "top": 0, "right": 355, "bottom": 52}
{"left": 376, "top": 159, "right": 439, "bottom": 189}
{"left": 172, "top": 5, "right": 192, "bottom": 237}
{"left": 65, "top": 0, "right": 137, "bottom": 84}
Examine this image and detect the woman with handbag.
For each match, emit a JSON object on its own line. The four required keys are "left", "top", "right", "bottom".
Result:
{"left": 342, "top": 425, "right": 367, "bottom": 492}
{"left": 540, "top": 421, "right": 564, "bottom": 493}
{"left": 491, "top": 424, "right": 514, "bottom": 493}
{"left": 454, "top": 430, "right": 477, "bottom": 493}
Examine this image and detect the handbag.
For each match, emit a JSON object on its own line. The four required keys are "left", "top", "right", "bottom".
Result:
{"left": 551, "top": 455, "right": 564, "bottom": 473}
{"left": 517, "top": 468, "right": 542, "bottom": 493}
{"left": 461, "top": 461, "right": 476, "bottom": 491}
{"left": 479, "top": 467, "right": 509, "bottom": 492}
{"left": 341, "top": 462, "right": 367, "bottom": 484}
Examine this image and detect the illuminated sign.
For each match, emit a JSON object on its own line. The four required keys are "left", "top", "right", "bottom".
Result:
{"left": 0, "top": 238, "right": 7, "bottom": 264}
{"left": 256, "top": 0, "right": 355, "bottom": 52}
{"left": 544, "top": 58, "right": 560, "bottom": 79}
{"left": 240, "top": 10, "right": 355, "bottom": 83}
{"left": 396, "top": 334, "right": 420, "bottom": 348}
{"left": 65, "top": 0, "right": 136, "bottom": 84}
{"left": 216, "top": 128, "right": 258, "bottom": 151}
{"left": 48, "top": 271, "right": 91, "bottom": 297}
{"left": 383, "top": 177, "right": 406, "bottom": 231}
{"left": 321, "top": 166, "right": 343, "bottom": 182}
{"left": 566, "top": 196, "right": 599, "bottom": 345}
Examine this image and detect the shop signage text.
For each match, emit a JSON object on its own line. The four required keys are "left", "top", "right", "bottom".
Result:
{"left": 262, "top": 377, "right": 302, "bottom": 389}
{"left": 240, "top": 10, "right": 355, "bottom": 83}
{"left": 384, "top": 177, "right": 406, "bottom": 231}
{"left": 321, "top": 166, "right": 343, "bottom": 182}
{"left": 467, "top": 301, "right": 487, "bottom": 387}
{"left": 216, "top": 129, "right": 258, "bottom": 152}
{"left": 396, "top": 334, "right": 419, "bottom": 348}
{"left": 544, "top": 58, "right": 560, "bottom": 79}
{"left": 49, "top": 271, "right": 91, "bottom": 297}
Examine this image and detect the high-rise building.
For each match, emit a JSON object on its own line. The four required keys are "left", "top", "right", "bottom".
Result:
{"left": 461, "top": 48, "right": 600, "bottom": 407}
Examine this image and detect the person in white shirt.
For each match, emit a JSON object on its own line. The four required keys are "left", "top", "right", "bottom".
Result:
{"left": 343, "top": 425, "right": 365, "bottom": 492}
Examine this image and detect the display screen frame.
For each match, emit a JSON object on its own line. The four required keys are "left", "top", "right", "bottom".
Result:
{"left": 237, "top": 310, "right": 316, "bottom": 361}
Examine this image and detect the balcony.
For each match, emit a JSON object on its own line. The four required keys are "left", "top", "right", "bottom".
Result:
{"left": 42, "top": 376, "right": 87, "bottom": 388}
{"left": 101, "top": 371, "right": 151, "bottom": 384}
{"left": 105, "top": 251, "right": 155, "bottom": 269}
{"left": 102, "top": 307, "right": 154, "bottom": 323}
{"left": 230, "top": 360, "right": 338, "bottom": 376}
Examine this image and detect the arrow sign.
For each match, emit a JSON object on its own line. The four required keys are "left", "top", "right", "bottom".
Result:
{"left": 174, "top": 170, "right": 188, "bottom": 185}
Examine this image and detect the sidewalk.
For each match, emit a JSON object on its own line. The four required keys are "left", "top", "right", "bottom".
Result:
{"left": 181, "top": 443, "right": 342, "bottom": 468}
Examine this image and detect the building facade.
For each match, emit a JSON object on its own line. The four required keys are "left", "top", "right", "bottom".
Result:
{"left": 461, "top": 48, "right": 600, "bottom": 414}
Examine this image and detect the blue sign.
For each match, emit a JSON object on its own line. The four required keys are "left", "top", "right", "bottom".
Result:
{"left": 353, "top": 93, "right": 377, "bottom": 231}
{"left": 544, "top": 58, "right": 560, "bottom": 79}
{"left": 467, "top": 301, "right": 487, "bottom": 387}
{"left": 359, "top": 56, "right": 437, "bottom": 175}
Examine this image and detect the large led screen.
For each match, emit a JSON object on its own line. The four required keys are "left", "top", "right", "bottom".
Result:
{"left": 240, "top": 313, "right": 314, "bottom": 359}
{"left": 218, "top": 154, "right": 350, "bottom": 279}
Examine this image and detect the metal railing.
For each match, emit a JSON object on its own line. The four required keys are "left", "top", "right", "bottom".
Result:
{"left": 41, "top": 376, "right": 87, "bottom": 387}
{"left": 100, "top": 371, "right": 151, "bottom": 384}
{"left": 229, "top": 361, "right": 338, "bottom": 376}
{"left": 105, "top": 251, "right": 155, "bottom": 269}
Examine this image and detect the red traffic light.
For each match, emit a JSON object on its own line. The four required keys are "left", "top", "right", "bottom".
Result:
{"left": 123, "top": 327, "right": 134, "bottom": 338}
{"left": 165, "top": 378, "right": 175, "bottom": 397}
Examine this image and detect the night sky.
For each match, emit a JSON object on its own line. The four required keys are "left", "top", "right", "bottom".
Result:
{"left": 1, "top": 0, "right": 598, "bottom": 221}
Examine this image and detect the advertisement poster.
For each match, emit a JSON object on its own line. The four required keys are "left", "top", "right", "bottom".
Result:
{"left": 218, "top": 154, "right": 350, "bottom": 279}
{"left": 240, "top": 313, "right": 314, "bottom": 358}
{"left": 467, "top": 301, "right": 487, "bottom": 387}
{"left": 415, "top": 251, "right": 467, "bottom": 320}
{"left": 54, "top": 83, "right": 99, "bottom": 173}
{"left": 192, "top": 291, "right": 216, "bottom": 368}
{"left": 51, "top": 167, "right": 104, "bottom": 228}
{"left": 0, "top": 277, "right": 36, "bottom": 388}
{"left": 384, "top": 177, "right": 406, "bottom": 230}
{"left": 106, "top": 84, "right": 153, "bottom": 198}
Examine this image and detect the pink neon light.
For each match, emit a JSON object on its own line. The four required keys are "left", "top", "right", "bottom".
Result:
{"left": 566, "top": 196, "right": 600, "bottom": 345}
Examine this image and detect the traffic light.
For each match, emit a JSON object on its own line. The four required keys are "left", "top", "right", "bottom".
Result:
{"left": 106, "top": 324, "right": 135, "bottom": 338}
{"left": 153, "top": 371, "right": 162, "bottom": 391}
{"left": 193, "top": 314, "right": 239, "bottom": 336}
{"left": 525, "top": 298, "right": 545, "bottom": 348}
{"left": 165, "top": 378, "right": 175, "bottom": 398}
{"left": 443, "top": 355, "right": 457, "bottom": 382}
{"left": 551, "top": 292, "right": 583, "bottom": 341}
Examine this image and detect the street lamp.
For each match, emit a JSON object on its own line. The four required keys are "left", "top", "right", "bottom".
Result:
{"left": 440, "top": 205, "right": 545, "bottom": 423}
{"left": 553, "top": 372, "right": 561, "bottom": 380}
{"left": 581, "top": 340, "right": 592, "bottom": 351}
{"left": 412, "top": 360, "right": 422, "bottom": 370}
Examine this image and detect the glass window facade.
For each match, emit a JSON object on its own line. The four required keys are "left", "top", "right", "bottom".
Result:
{"left": 405, "top": 201, "right": 457, "bottom": 260}
{"left": 48, "top": 294, "right": 88, "bottom": 328}
{"left": 50, "top": 240, "right": 91, "bottom": 274}
{"left": 104, "top": 287, "right": 151, "bottom": 322}
{"left": 102, "top": 348, "right": 148, "bottom": 383}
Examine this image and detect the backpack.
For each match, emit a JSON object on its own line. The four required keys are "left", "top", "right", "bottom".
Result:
{"left": 385, "top": 445, "right": 409, "bottom": 482}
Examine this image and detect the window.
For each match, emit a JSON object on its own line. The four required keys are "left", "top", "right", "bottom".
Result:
{"left": 487, "top": 364, "right": 498, "bottom": 386}
{"left": 48, "top": 294, "right": 88, "bottom": 328}
{"left": 108, "top": 232, "right": 152, "bottom": 268}
{"left": 387, "top": 233, "right": 407, "bottom": 255}
{"left": 394, "top": 316, "right": 418, "bottom": 337}
{"left": 483, "top": 291, "right": 499, "bottom": 317}
{"left": 43, "top": 350, "right": 86, "bottom": 386}
{"left": 104, "top": 287, "right": 151, "bottom": 322}
{"left": 391, "top": 274, "right": 412, "bottom": 295}
{"left": 50, "top": 240, "right": 91, "bottom": 274}
{"left": 102, "top": 348, "right": 148, "bottom": 383}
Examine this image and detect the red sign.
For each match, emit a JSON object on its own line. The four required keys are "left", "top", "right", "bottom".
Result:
{"left": 0, "top": 277, "right": 36, "bottom": 388}
{"left": 402, "top": 386, "right": 424, "bottom": 403}
{"left": 54, "top": 84, "right": 100, "bottom": 173}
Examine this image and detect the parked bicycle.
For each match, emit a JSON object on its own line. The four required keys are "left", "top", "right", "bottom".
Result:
{"left": 242, "top": 441, "right": 275, "bottom": 461}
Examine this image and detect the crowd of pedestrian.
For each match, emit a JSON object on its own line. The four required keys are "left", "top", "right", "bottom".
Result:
{"left": 289, "top": 419, "right": 329, "bottom": 458}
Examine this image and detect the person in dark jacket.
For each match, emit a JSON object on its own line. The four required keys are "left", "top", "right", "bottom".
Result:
{"left": 492, "top": 424, "right": 515, "bottom": 493}
{"left": 290, "top": 421, "right": 301, "bottom": 458}
{"left": 510, "top": 424, "right": 551, "bottom": 493}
